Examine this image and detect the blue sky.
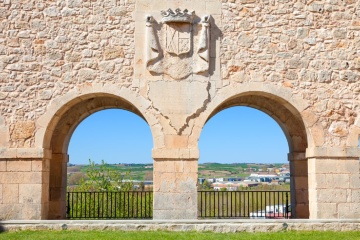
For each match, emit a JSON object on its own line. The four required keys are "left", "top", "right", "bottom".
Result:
{"left": 68, "top": 107, "right": 289, "bottom": 164}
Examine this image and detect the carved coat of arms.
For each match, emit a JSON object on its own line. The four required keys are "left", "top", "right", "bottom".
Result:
{"left": 146, "top": 9, "right": 210, "bottom": 80}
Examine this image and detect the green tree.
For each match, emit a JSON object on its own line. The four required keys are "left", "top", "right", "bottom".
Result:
{"left": 71, "top": 159, "right": 133, "bottom": 192}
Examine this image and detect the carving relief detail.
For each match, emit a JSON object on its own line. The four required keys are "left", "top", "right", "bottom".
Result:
{"left": 146, "top": 9, "right": 211, "bottom": 80}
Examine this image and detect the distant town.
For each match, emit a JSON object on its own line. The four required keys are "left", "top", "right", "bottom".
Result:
{"left": 67, "top": 162, "right": 290, "bottom": 191}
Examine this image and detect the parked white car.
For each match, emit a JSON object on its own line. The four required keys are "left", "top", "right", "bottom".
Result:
{"left": 249, "top": 204, "right": 291, "bottom": 219}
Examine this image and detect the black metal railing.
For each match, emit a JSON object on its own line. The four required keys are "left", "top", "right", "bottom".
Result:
{"left": 67, "top": 191, "right": 153, "bottom": 219}
{"left": 66, "top": 190, "right": 290, "bottom": 219}
{"left": 198, "top": 190, "right": 291, "bottom": 219}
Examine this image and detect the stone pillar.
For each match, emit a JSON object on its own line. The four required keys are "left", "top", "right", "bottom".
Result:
{"left": 0, "top": 155, "right": 49, "bottom": 220}
{"left": 152, "top": 149, "right": 198, "bottom": 220}
{"left": 307, "top": 147, "right": 360, "bottom": 219}
{"left": 288, "top": 152, "right": 309, "bottom": 218}
{"left": 48, "top": 153, "right": 68, "bottom": 219}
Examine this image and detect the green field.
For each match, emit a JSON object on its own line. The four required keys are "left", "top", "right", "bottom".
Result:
{"left": 68, "top": 164, "right": 153, "bottom": 181}
{"left": 68, "top": 162, "right": 287, "bottom": 181}
{"left": 1, "top": 230, "right": 360, "bottom": 240}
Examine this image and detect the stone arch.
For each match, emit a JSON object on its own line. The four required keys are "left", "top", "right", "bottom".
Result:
{"left": 192, "top": 83, "right": 322, "bottom": 218}
{"left": 36, "top": 84, "right": 160, "bottom": 219}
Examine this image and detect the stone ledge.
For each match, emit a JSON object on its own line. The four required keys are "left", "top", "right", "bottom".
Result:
{"left": 1, "top": 220, "right": 360, "bottom": 232}
{"left": 0, "top": 148, "right": 52, "bottom": 159}
{"left": 152, "top": 148, "right": 199, "bottom": 160}
{"left": 306, "top": 147, "right": 360, "bottom": 159}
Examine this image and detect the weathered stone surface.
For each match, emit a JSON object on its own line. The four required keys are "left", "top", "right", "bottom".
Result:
{"left": 103, "top": 46, "right": 124, "bottom": 60}
{"left": 1, "top": 220, "right": 360, "bottom": 232}
{"left": 0, "top": 0, "right": 359, "bottom": 221}
{"left": 148, "top": 81, "right": 210, "bottom": 134}
{"left": 11, "top": 122, "right": 35, "bottom": 140}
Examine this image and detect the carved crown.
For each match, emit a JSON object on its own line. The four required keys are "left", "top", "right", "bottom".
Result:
{"left": 161, "top": 8, "right": 194, "bottom": 23}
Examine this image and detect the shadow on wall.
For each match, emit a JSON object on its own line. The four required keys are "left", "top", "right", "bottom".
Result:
{"left": 0, "top": 224, "right": 6, "bottom": 233}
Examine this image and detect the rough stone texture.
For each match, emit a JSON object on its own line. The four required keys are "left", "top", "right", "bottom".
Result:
{"left": 308, "top": 157, "right": 360, "bottom": 219}
{"left": 1, "top": 220, "right": 360, "bottom": 232}
{"left": 153, "top": 159, "right": 198, "bottom": 219}
{"left": 0, "top": 159, "right": 47, "bottom": 220}
{"left": 0, "top": 0, "right": 359, "bottom": 220}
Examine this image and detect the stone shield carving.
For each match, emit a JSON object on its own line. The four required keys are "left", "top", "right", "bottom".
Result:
{"left": 165, "top": 23, "right": 191, "bottom": 55}
{"left": 146, "top": 9, "right": 210, "bottom": 80}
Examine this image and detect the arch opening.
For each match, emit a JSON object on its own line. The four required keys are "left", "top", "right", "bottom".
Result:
{"left": 198, "top": 92, "right": 309, "bottom": 219}
{"left": 44, "top": 94, "right": 154, "bottom": 219}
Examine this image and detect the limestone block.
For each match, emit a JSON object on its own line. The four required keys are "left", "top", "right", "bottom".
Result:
{"left": 31, "top": 160, "right": 44, "bottom": 172}
{"left": 48, "top": 200, "right": 66, "bottom": 219}
{"left": 165, "top": 135, "right": 189, "bottom": 148}
{"left": 175, "top": 172, "right": 197, "bottom": 192}
{"left": 135, "top": 0, "right": 152, "bottom": 12}
{"left": 49, "top": 187, "right": 62, "bottom": 201}
{"left": 294, "top": 203, "right": 309, "bottom": 219}
{"left": 2, "top": 184, "right": 19, "bottom": 204}
{"left": 11, "top": 121, "right": 35, "bottom": 140}
{"left": 6, "top": 160, "right": 31, "bottom": 172}
{"left": 0, "top": 160, "right": 6, "bottom": 171}
{"left": 329, "top": 121, "right": 348, "bottom": 137}
{"left": 318, "top": 189, "right": 347, "bottom": 203}
{"left": 174, "top": 161, "right": 184, "bottom": 172}
{"left": 315, "top": 203, "right": 338, "bottom": 219}
{"left": 153, "top": 192, "right": 176, "bottom": 210}
{"left": 21, "top": 203, "right": 42, "bottom": 220}
{"left": 0, "top": 184, "right": 2, "bottom": 203}
{"left": 154, "top": 172, "right": 176, "bottom": 193}
{"left": 0, "top": 126, "right": 9, "bottom": 147}
{"left": 44, "top": 6, "right": 60, "bottom": 17}
{"left": 154, "top": 160, "right": 175, "bottom": 173}
{"left": 338, "top": 203, "right": 360, "bottom": 219}
{"left": 0, "top": 204, "right": 22, "bottom": 220}
{"left": 103, "top": 46, "right": 124, "bottom": 60}
{"left": 350, "top": 189, "right": 360, "bottom": 203}
{"left": 291, "top": 160, "right": 308, "bottom": 176}
{"left": 183, "top": 159, "right": 198, "bottom": 173}
{"left": 16, "top": 148, "right": 44, "bottom": 159}
{"left": 294, "top": 189, "right": 309, "bottom": 205}
{"left": 293, "top": 176, "right": 308, "bottom": 190}
{"left": 23, "top": 172, "right": 43, "bottom": 184}
{"left": 19, "top": 184, "right": 42, "bottom": 204}
{"left": 315, "top": 158, "right": 359, "bottom": 174}
{"left": 350, "top": 174, "right": 360, "bottom": 188}
{"left": 153, "top": 209, "right": 197, "bottom": 220}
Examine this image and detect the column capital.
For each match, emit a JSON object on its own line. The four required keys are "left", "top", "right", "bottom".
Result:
{"left": 306, "top": 147, "right": 360, "bottom": 159}
{"left": 0, "top": 148, "right": 52, "bottom": 159}
{"left": 288, "top": 152, "right": 306, "bottom": 161}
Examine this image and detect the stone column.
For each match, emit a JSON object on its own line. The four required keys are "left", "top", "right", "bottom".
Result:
{"left": 152, "top": 149, "right": 198, "bottom": 220}
{"left": 307, "top": 147, "right": 360, "bottom": 219}
{"left": 288, "top": 152, "right": 309, "bottom": 218}
{"left": 48, "top": 153, "right": 68, "bottom": 219}
{"left": 0, "top": 149, "right": 49, "bottom": 220}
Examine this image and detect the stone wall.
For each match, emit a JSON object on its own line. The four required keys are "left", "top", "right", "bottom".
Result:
{"left": 0, "top": 0, "right": 359, "bottom": 220}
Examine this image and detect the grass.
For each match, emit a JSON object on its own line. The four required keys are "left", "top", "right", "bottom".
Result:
{"left": 0, "top": 230, "right": 360, "bottom": 240}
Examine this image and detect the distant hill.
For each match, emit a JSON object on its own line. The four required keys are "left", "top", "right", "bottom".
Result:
{"left": 68, "top": 162, "right": 287, "bottom": 181}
